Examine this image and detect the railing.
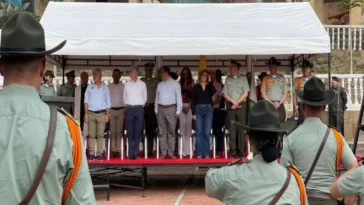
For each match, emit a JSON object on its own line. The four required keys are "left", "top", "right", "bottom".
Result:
{"left": 49, "top": 73, "right": 364, "bottom": 110}
{"left": 325, "top": 25, "right": 364, "bottom": 50}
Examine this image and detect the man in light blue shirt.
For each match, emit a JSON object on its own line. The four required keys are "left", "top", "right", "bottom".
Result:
{"left": 155, "top": 66, "right": 183, "bottom": 159}
{"left": 84, "top": 69, "right": 111, "bottom": 161}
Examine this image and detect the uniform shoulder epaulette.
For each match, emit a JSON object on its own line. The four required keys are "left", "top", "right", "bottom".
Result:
{"left": 286, "top": 162, "right": 302, "bottom": 175}
{"left": 57, "top": 107, "right": 80, "bottom": 126}
{"left": 277, "top": 73, "right": 285, "bottom": 77}
{"left": 327, "top": 124, "right": 340, "bottom": 133}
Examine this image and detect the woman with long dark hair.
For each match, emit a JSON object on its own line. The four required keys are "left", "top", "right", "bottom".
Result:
{"left": 179, "top": 66, "right": 194, "bottom": 157}
{"left": 192, "top": 70, "right": 216, "bottom": 159}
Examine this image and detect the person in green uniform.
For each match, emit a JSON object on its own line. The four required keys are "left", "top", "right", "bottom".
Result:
{"left": 329, "top": 76, "right": 347, "bottom": 135}
{"left": 0, "top": 12, "right": 95, "bottom": 204}
{"left": 141, "top": 62, "right": 159, "bottom": 156}
{"left": 330, "top": 165, "right": 364, "bottom": 205}
{"left": 292, "top": 60, "right": 312, "bottom": 124}
{"left": 39, "top": 70, "right": 56, "bottom": 96}
{"left": 206, "top": 100, "right": 308, "bottom": 205}
{"left": 261, "top": 57, "right": 289, "bottom": 123}
{"left": 281, "top": 77, "right": 358, "bottom": 205}
{"left": 222, "top": 59, "right": 249, "bottom": 158}
{"left": 57, "top": 70, "right": 77, "bottom": 97}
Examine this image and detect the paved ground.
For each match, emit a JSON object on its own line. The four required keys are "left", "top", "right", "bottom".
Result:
{"left": 94, "top": 166, "right": 223, "bottom": 205}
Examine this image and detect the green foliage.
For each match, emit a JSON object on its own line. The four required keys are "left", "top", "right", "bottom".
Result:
{"left": 0, "top": 2, "right": 40, "bottom": 28}
{"left": 340, "top": 0, "right": 363, "bottom": 9}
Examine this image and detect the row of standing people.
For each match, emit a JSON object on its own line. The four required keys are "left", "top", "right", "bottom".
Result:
{"left": 39, "top": 56, "right": 293, "bottom": 160}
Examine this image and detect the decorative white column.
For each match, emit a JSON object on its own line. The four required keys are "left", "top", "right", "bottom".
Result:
{"left": 347, "top": 77, "right": 353, "bottom": 105}
{"left": 354, "top": 78, "right": 359, "bottom": 105}
{"left": 359, "top": 78, "right": 363, "bottom": 104}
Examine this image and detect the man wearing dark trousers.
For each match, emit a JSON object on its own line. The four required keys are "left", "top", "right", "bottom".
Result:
{"left": 223, "top": 60, "right": 249, "bottom": 158}
{"left": 123, "top": 66, "right": 147, "bottom": 159}
{"left": 141, "top": 62, "right": 159, "bottom": 157}
{"left": 329, "top": 76, "right": 347, "bottom": 135}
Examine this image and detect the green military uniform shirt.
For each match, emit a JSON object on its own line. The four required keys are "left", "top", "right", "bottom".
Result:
{"left": 206, "top": 154, "right": 307, "bottom": 205}
{"left": 261, "top": 74, "right": 289, "bottom": 101}
{"left": 329, "top": 86, "right": 347, "bottom": 113}
{"left": 222, "top": 74, "right": 249, "bottom": 100}
{"left": 293, "top": 76, "right": 310, "bottom": 103}
{"left": 337, "top": 166, "right": 364, "bottom": 205}
{"left": 140, "top": 77, "right": 159, "bottom": 103}
{"left": 281, "top": 117, "right": 357, "bottom": 194}
{"left": 57, "top": 83, "right": 77, "bottom": 97}
{"left": 39, "top": 83, "right": 56, "bottom": 96}
{"left": 0, "top": 84, "right": 96, "bottom": 205}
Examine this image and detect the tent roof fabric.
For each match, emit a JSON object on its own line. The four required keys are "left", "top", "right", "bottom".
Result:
{"left": 40, "top": 2, "right": 330, "bottom": 56}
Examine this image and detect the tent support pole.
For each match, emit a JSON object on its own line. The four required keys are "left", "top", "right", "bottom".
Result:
{"left": 290, "top": 55, "right": 295, "bottom": 113}
{"left": 62, "top": 56, "right": 65, "bottom": 85}
{"left": 328, "top": 53, "right": 332, "bottom": 121}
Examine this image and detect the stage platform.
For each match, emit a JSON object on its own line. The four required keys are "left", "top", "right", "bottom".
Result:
{"left": 88, "top": 156, "right": 242, "bottom": 167}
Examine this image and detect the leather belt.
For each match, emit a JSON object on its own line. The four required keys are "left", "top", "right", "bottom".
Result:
{"left": 111, "top": 107, "right": 124, "bottom": 110}
{"left": 306, "top": 191, "right": 336, "bottom": 201}
{"left": 88, "top": 110, "right": 106, "bottom": 114}
{"left": 126, "top": 104, "right": 143, "bottom": 108}
{"left": 158, "top": 104, "right": 176, "bottom": 108}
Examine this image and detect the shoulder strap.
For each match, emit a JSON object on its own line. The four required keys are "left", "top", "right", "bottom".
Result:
{"left": 61, "top": 110, "right": 83, "bottom": 204}
{"left": 332, "top": 129, "right": 344, "bottom": 171}
{"left": 304, "top": 127, "right": 331, "bottom": 186}
{"left": 287, "top": 166, "right": 307, "bottom": 205}
{"left": 268, "top": 169, "right": 292, "bottom": 205}
{"left": 19, "top": 105, "right": 57, "bottom": 205}
{"left": 296, "top": 78, "right": 301, "bottom": 90}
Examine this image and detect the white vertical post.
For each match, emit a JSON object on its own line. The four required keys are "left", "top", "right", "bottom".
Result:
{"left": 354, "top": 78, "right": 359, "bottom": 105}
{"left": 354, "top": 28, "right": 357, "bottom": 50}
{"left": 190, "top": 130, "right": 194, "bottom": 159}
{"left": 107, "top": 137, "right": 110, "bottom": 160}
{"left": 211, "top": 129, "right": 215, "bottom": 159}
{"left": 343, "top": 27, "right": 346, "bottom": 49}
{"left": 337, "top": 27, "right": 340, "bottom": 50}
{"left": 360, "top": 28, "right": 362, "bottom": 50}
{"left": 359, "top": 78, "right": 364, "bottom": 104}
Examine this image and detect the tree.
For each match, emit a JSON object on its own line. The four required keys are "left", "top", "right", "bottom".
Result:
{"left": 340, "top": 0, "right": 363, "bottom": 9}
{"left": 0, "top": 2, "right": 40, "bottom": 28}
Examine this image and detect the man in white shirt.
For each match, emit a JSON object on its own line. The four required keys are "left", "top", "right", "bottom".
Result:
{"left": 108, "top": 69, "right": 125, "bottom": 158}
{"left": 123, "top": 66, "right": 147, "bottom": 159}
{"left": 155, "top": 66, "right": 183, "bottom": 159}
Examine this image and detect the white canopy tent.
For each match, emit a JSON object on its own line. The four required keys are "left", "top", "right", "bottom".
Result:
{"left": 40, "top": 2, "right": 330, "bottom": 74}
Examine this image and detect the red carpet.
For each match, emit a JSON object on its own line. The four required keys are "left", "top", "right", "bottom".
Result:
{"left": 87, "top": 155, "right": 362, "bottom": 166}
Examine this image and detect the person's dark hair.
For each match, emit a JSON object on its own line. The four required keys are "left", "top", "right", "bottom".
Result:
{"left": 160, "top": 66, "right": 171, "bottom": 75}
{"left": 303, "top": 104, "right": 323, "bottom": 112}
{"left": 170, "top": 72, "right": 179, "bottom": 80}
{"left": 180, "top": 66, "right": 193, "bottom": 85}
{"left": 2, "top": 56, "right": 44, "bottom": 72}
{"left": 249, "top": 130, "right": 280, "bottom": 163}
{"left": 113, "top": 69, "right": 121, "bottom": 74}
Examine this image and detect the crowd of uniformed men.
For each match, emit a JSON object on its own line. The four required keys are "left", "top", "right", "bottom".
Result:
{"left": 2, "top": 12, "right": 363, "bottom": 205}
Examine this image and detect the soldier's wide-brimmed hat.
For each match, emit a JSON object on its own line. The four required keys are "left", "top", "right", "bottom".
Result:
{"left": 265, "top": 57, "right": 281, "bottom": 66}
{"left": 66, "top": 70, "right": 75, "bottom": 77}
{"left": 45, "top": 70, "right": 55, "bottom": 78}
{"left": 301, "top": 59, "right": 313, "bottom": 68}
{"left": 230, "top": 59, "right": 241, "bottom": 68}
{"left": 296, "top": 77, "right": 335, "bottom": 106}
{"left": 233, "top": 100, "right": 296, "bottom": 133}
{"left": 0, "top": 12, "right": 66, "bottom": 56}
{"left": 144, "top": 62, "right": 155, "bottom": 67}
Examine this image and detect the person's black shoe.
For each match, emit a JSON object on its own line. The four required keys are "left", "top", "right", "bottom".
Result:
{"left": 89, "top": 155, "right": 96, "bottom": 161}
{"left": 97, "top": 155, "right": 103, "bottom": 161}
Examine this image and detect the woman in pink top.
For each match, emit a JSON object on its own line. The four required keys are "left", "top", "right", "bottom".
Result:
{"left": 179, "top": 66, "right": 195, "bottom": 157}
